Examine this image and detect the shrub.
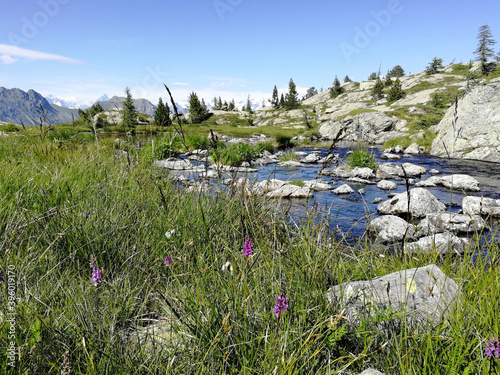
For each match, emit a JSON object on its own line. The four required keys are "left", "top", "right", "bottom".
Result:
{"left": 275, "top": 134, "right": 294, "bottom": 149}
{"left": 210, "top": 142, "right": 263, "bottom": 166}
{"left": 185, "top": 134, "right": 210, "bottom": 150}
{"left": 345, "top": 148, "right": 377, "bottom": 171}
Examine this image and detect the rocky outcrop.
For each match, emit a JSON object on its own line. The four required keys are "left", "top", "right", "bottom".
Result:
{"left": 319, "top": 112, "right": 407, "bottom": 144}
{"left": 430, "top": 82, "right": 500, "bottom": 162}
{"left": 368, "top": 215, "right": 414, "bottom": 243}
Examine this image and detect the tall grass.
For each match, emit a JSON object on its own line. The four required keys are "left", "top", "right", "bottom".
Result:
{"left": 0, "top": 131, "right": 499, "bottom": 374}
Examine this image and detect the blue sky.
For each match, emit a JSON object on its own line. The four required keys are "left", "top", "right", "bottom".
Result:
{"left": 1, "top": 0, "right": 499, "bottom": 107}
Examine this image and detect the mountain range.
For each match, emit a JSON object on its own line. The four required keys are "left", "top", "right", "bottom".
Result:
{"left": 0, "top": 87, "right": 164, "bottom": 126}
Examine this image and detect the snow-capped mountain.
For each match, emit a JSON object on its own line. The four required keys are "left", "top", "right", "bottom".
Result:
{"left": 45, "top": 95, "right": 91, "bottom": 110}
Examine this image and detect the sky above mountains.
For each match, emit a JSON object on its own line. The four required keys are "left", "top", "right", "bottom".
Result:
{"left": 1, "top": 0, "right": 499, "bottom": 108}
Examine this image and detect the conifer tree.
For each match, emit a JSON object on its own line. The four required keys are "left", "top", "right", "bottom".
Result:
{"left": 475, "top": 24, "right": 497, "bottom": 75}
{"left": 343, "top": 75, "right": 352, "bottom": 83}
{"left": 387, "top": 65, "right": 405, "bottom": 78}
{"left": 330, "top": 76, "right": 344, "bottom": 98}
{"left": 271, "top": 85, "right": 279, "bottom": 108}
{"left": 122, "top": 87, "right": 137, "bottom": 129}
{"left": 245, "top": 95, "right": 252, "bottom": 113}
{"left": 213, "top": 96, "right": 219, "bottom": 110}
{"left": 372, "top": 78, "right": 385, "bottom": 99}
{"left": 387, "top": 78, "right": 406, "bottom": 102}
{"left": 284, "top": 79, "right": 299, "bottom": 109}
{"left": 425, "top": 57, "right": 443, "bottom": 75}
{"left": 154, "top": 97, "right": 171, "bottom": 127}
{"left": 279, "top": 93, "right": 285, "bottom": 108}
{"left": 188, "top": 92, "right": 209, "bottom": 124}
{"left": 228, "top": 99, "right": 235, "bottom": 111}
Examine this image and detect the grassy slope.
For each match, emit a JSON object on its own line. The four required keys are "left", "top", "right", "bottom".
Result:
{"left": 0, "top": 131, "right": 499, "bottom": 374}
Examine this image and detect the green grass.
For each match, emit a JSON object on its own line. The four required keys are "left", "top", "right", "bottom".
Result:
{"left": 337, "top": 108, "right": 377, "bottom": 121}
{"left": 345, "top": 147, "right": 377, "bottom": 171}
{"left": 0, "top": 131, "right": 499, "bottom": 374}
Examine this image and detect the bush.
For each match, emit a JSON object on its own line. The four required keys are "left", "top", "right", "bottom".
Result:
{"left": 185, "top": 134, "right": 210, "bottom": 150}
{"left": 275, "top": 134, "right": 294, "bottom": 149}
{"left": 279, "top": 150, "right": 299, "bottom": 162}
{"left": 210, "top": 142, "right": 263, "bottom": 166}
{"left": 345, "top": 148, "right": 377, "bottom": 170}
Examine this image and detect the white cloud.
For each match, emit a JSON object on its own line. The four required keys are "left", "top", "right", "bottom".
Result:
{"left": 172, "top": 82, "right": 189, "bottom": 86}
{"left": 0, "top": 44, "right": 82, "bottom": 65}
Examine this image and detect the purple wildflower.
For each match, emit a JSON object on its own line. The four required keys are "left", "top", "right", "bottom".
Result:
{"left": 0, "top": 271, "right": 3, "bottom": 283}
{"left": 164, "top": 256, "right": 172, "bottom": 266}
{"left": 486, "top": 337, "right": 500, "bottom": 358}
{"left": 92, "top": 268, "right": 102, "bottom": 286}
{"left": 61, "top": 350, "right": 71, "bottom": 375}
{"left": 274, "top": 292, "right": 288, "bottom": 318}
{"left": 244, "top": 238, "right": 254, "bottom": 257}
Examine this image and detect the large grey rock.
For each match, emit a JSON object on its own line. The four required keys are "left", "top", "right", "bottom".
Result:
{"left": 277, "top": 160, "right": 304, "bottom": 168}
{"left": 326, "top": 264, "right": 460, "bottom": 327}
{"left": 430, "top": 82, "right": 500, "bottom": 162}
{"left": 320, "top": 166, "right": 375, "bottom": 179}
{"left": 462, "top": 196, "right": 500, "bottom": 217}
{"left": 376, "top": 162, "right": 425, "bottom": 179}
{"left": 369, "top": 215, "right": 414, "bottom": 243}
{"left": 404, "top": 232, "right": 469, "bottom": 255}
{"left": 404, "top": 143, "right": 423, "bottom": 154}
{"left": 377, "top": 188, "right": 446, "bottom": 218}
{"left": 319, "top": 112, "right": 402, "bottom": 143}
{"left": 416, "top": 174, "right": 480, "bottom": 192}
{"left": 358, "top": 370, "right": 385, "bottom": 375}
{"left": 377, "top": 180, "right": 397, "bottom": 191}
{"left": 333, "top": 184, "right": 355, "bottom": 194}
{"left": 301, "top": 153, "right": 322, "bottom": 163}
{"left": 154, "top": 158, "right": 194, "bottom": 170}
{"left": 257, "top": 179, "right": 287, "bottom": 192}
{"left": 415, "top": 212, "right": 487, "bottom": 236}
{"left": 266, "top": 184, "right": 313, "bottom": 199}
{"left": 303, "top": 180, "right": 333, "bottom": 191}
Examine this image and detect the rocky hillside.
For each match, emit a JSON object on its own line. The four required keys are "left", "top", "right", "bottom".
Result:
{"left": 250, "top": 63, "right": 500, "bottom": 161}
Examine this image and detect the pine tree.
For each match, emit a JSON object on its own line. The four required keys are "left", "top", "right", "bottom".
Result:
{"left": 218, "top": 96, "right": 223, "bottom": 110}
{"left": 245, "top": 95, "right": 253, "bottom": 113}
{"left": 372, "top": 78, "right": 385, "bottom": 99}
{"left": 387, "top": 78, "right": 406, "bottom": 102}
{"left": 228, "top": 99, "right": 235, "bottom": 111}
{"left": 271, "top": 85, "right": 279, "bottom": 108}
{"left": 475, "top": 24, "right": 497, "bottom": 75}
{"left": 122, "top": 87, "right": 137, "bottom": 129}
{"left": 343, "top": 75, "right": 352, "bottom": 83}
{"left": 425, "top": 57, "right": 443, "bottom": 75}
{"left": 387, "top": 65, "right": 405, "bottom": 78}
{"left": 213, "top": 96, "right": 219, "bottom": 110}
{"left": 188, "top": 92, "right": 209, "bottom": 124}
{"left": 330, "top": 76, "right": 344, "bottom": 98}
{"left": 279, "top": 94, "right": 285, "bottom": 108}
{"left": 284, "top": 79, "right": 299, "bottom": 109}
{"left": 154, "top": 97, "right": 171, "bottom": 127}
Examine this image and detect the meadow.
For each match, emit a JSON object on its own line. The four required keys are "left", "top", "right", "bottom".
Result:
{"left": 0, "top": 127, "right": 499, "bottom": 374}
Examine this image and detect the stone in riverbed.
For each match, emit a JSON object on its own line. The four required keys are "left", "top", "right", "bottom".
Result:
{"left": 368, "top": 215, "right": 414, "bottom": 243}
{"left": 416, "top": 174, "right": 480, "bottom": 192}
{"left": 333, "top": 184, "right": 355, "bottom": 195}
{"left": 415, "top": 212, "right": 487, "bottom": 237}
{"left": 404, "top": 232, "right": 469, "bottom": 255}
{"left": 377, "top": 188, "right": 446, "bottom": 218}
{"left": 377, "top": 180, "right": 397, "bottom": 191}
{"left": 462, "top": 196, "right": 500, "bottom": 218}
{"left": 266, "top": 184, "right": 313, "bottom": 199}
